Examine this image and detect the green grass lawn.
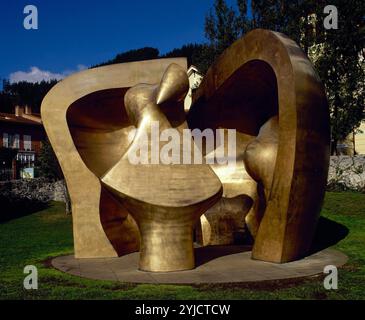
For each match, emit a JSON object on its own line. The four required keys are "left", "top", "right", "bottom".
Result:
{"left": 0, "top": 192, "right": 364, "bottom": 300}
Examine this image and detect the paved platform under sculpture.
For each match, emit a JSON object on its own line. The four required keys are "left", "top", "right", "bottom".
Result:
{"left": 52, "top": 246, "right": 348, "bottom": 284}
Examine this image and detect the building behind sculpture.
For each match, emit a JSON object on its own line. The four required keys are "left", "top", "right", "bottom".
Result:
{"left": 355, "top": 122, "right": 365, "bottom": 154}
{"left": 0, "top": 106, "right": 45, "bottom": 180}
{"left": 337, "top": 121, "right": 365, "bottom": 155}
{"left": 184, "top": 65, "right": 204, "bottom": 112}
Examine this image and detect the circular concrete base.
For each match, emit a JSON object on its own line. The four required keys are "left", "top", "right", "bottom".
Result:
{"left": 52, "top": 246, "right": 347, "bottom": 284}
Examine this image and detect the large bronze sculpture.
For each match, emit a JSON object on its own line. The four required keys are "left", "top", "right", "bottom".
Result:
{"left": 41, "top": 29, "right": 330, "bottom": 271}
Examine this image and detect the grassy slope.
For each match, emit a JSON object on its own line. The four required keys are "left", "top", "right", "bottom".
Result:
{"left": 0, "top": 192, "right": 364, "bottom": 300}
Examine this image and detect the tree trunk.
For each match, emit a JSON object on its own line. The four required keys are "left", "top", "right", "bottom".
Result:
{"left": 331, "top": 139, "right": 338, "bottom": 156}
{"left": 62, "top": 180, "right": 72, "bottom": 215}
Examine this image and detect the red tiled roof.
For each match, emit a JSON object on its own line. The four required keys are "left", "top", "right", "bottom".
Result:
{"left": 0, "top": 112, "right": 42, "bottom": 126}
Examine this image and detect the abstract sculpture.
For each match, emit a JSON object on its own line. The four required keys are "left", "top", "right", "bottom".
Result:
{"left": 41, "top": 29, "right": 330, "bottom": 271}
{"left": 101, "top": 64, "right": 222, "bottom": 271}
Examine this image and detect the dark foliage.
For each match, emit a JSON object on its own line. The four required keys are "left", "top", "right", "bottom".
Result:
{"left": 205, "top": 0, "right": 365, "bottom": 154}
{"left": 1, "top": 80, "right": 58, "bottom": 114}
{"left": 92, "top": 47, "right": 160, "bottom": 68}
{"left": 37, "top": 139, "right": 63, "bottom": 181}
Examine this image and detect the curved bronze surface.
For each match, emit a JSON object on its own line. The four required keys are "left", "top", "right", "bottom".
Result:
{"left": 188, "top": 29, "right": 330, "bottom": 263}
{"left": 41, "top": 58, "right": 188, "bottom": 258}
{"left": 197, "top": 129, "right": 257, "bottom": 246}
{"left": 101, "top": 64, "right": 222, "bottom": 272}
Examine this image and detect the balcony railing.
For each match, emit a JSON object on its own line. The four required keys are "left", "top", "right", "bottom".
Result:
{"left": 16, "top": 150, "right": 36, "bottom": 164}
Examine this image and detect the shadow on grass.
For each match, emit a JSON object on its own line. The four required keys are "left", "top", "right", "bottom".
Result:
{"left": 0, "top": 195, "right": 49, "bottom": 223}
{"left": 194, "top": 217, "right": 348, "bottom": 267}
{"left": 309, "top": 216, "right": 349, "bottom": 254}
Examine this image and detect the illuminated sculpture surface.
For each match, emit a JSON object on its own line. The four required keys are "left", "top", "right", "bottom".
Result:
{"left": 41, "top": 29, "right": 330, "bottom": 271}
{"left": 101, "top": 64, "right": 222, "bottom": 271}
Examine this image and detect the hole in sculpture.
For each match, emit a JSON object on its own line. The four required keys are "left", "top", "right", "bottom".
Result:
{"left": 190, "top": 59, "right": 280, "bottom": 248}
{"left": 66, "top": 88, "right": 140, "bottom": 256}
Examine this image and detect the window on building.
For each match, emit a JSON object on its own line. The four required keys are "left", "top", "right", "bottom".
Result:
{"left": 3, "top": 133, "right": 8, "bottom": 148}
{"left": 3, "top": 134, "right": 20, "bottom": 149}
{"left": 23, "top": 135, "right": 32, "bottom": 151}
{"left": 11, "top": 134, "right": 20, "bottom": 149}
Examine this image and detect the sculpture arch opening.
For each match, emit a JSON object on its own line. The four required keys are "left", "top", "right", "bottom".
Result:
{"left": 67, "top": 88, "right": 133, "bottom": 178}
{"left": 66, "top": 88, "right": 140, "bottom": 256}
{"left": 190, "top": 59, "right": 279, "bottom": 247}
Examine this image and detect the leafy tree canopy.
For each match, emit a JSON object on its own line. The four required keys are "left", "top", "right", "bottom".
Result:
{"left": 204, "top": 0, "right": 365, "bottom": 154}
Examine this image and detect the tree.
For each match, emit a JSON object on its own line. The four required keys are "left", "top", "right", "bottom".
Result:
{"left": 163, "top": 43, "right": 216, "bottom": 74}
{"left": 37, "top": 139, "right": 62, "bottom": 181}
{"left": 0, "top": 147, "right": 18, "bottom": 180}
{"left": 92, "top": 47, "right": 160, "bottom": 68}
{"left": 37, "top": 139, "right": 71, "bottom": 214}
{"left": 2, "top": 80, "right": 58, "bottom": 113}
{"left": 204, "top": 0, "right": 365, "bottom": 155}
{"left": 207, "top": 0, "right": 320, "bottom": 53}
{"left": 0, "top": 91, "right": 13, "bottom": 113}
{"left": 251, "top": 0, "right": 282, "bottom": 30}
{"left": 205, "top": 0, "right": 240, "bottom": 56}
{"left": 311, "top": 0, "right": 365, "bottom": 154}
{"left": 94, "top": 43, "right": 218, "bottom": 75}
{"left": 236, "top": 0, "right": 250, "bottom": 35}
